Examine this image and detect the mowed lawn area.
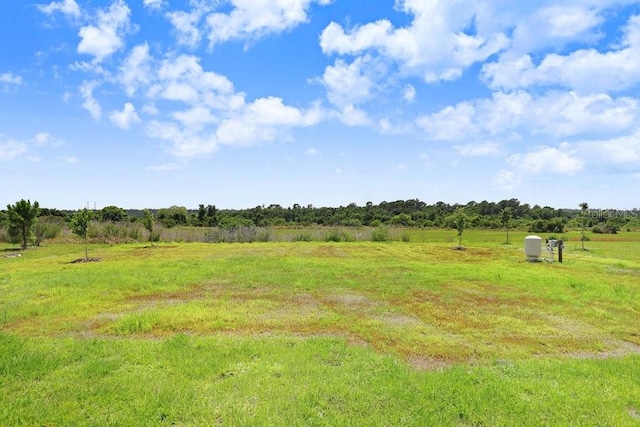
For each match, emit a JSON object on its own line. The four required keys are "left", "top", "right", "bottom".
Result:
{"left": 1, "top": 230, "right": 639, "bottom": 425}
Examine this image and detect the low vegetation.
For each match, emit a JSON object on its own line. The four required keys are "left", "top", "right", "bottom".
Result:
{"left": 1, "top": 230, "right": 639, "bottom": 425}
{"left": 2, "top": 199, "right": 638, "bottom": 249}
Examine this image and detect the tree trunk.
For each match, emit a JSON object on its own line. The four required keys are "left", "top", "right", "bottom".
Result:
{"left": 21, "top": 225, "right": 27, "bottom": 250}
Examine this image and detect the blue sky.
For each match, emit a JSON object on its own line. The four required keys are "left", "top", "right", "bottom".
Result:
{"left": 2, "top": 0, "right": 640, "bottom": 210}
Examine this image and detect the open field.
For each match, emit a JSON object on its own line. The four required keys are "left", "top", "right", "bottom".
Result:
{"left": 1, "top": 229, "right": 639, "bottom": 425}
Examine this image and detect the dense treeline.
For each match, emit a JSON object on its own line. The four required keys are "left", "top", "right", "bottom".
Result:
{"left": 3, "top": 199, "right": 638, "bottom": 236}
{"left": 140, "top": 199, "right": 638, "bottom": 233}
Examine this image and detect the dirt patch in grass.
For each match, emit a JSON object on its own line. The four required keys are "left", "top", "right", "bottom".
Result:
{"left": 70, "top": 257, "right": 102, "bottom": 263}
{"left": 376, "top": 313, "right": 424, "bottom": 327}
{"left": 123, "top": 282, "right": 231, "bottom": 304}
{"left": 606, "top": 266, "right": 640, "bottom": 276}
{"left": 311, "top": 245, "right": 351, "bottom": 258}
{"left": 407, "top": 355, "right": 454, "bottom": 371}
{"left": 541, "top": 314, "right": 601, "bottom": 338}
{"left": 559, "top": 340, "right": 640, "bottom": 360}
{"left": 323, "top": 292, "right": 378, "bottom": 307}
{"left": 3, "top": 252, "right": 21, "bottom": 258}
{"left": 66, "top": 279, "right": 640, "bottom": 371}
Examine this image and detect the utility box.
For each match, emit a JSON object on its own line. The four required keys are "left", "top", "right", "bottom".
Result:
{"left": 524, "top": 235, "right": 542, "bottom": 261}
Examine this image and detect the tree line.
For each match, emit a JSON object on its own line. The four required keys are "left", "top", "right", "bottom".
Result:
{"left": 2, "top": 198, "right": 638, "bottom": 249}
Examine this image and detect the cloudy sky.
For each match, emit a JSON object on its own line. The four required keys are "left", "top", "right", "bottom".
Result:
{"left": 1, "top": 0, "right": 640, "bottom": 210}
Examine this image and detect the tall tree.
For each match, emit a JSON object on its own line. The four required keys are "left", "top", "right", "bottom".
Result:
{"left": 100, "top": 205, "right": 128, "bottom": 222}
{"left": 6, "top": 199, "right": 40, "bottom": 249}
{"left": 579, "top": 202, "right": 589, "bottom": 250}
{"left": 197, "top": 204, "right": 206, "bottom": 225}
{"left": 501, "top": 207, "right": 513, "bottom": 244}
{"left": 71, "top": 208, "right": 92, "bottom": 260}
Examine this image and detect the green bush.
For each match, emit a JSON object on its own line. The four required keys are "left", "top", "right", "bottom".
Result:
{"left": 324, "top": 229, "right": 355, "bottom": 242}
{"left": 370, "top": 226, "right": 391, "bottom": 242}
{"left": 34, "top": 216, "right": 64, "bottom": 246}
{"left": 292, "top": 232, "right": 313, "bottom": 242}
{"left": 339, "top": 218, "right": 362, "bottom": 227}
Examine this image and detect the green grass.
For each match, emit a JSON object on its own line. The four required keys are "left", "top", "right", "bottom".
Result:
{"left": 1, "top": 231, "right": 640, "bottom": 425}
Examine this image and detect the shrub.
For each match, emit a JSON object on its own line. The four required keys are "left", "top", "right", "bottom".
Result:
{"left": 389, "top": 213, "right": 414, "bottom": 226}
{"left": 127, "top": 226, "right": 142, "bottom": 241}
{"left": 371, "top": 226, "right": 391, "bottom": 242}
{"left": 292, "top": 232, "right": 313, "bottom": 242}
{"left": 369, "top": 219, "right": 383, "bottom": 228}
{"left": 324, "top": 229, "right": 342, "bottom": 242}
{"left": 592, "top": 224, "right": 619, "bottom": 234}
{"left": 528, "top": 219, "right": 565, "bottom": 234}
{"left": 34, "top": 216, "right": 64, "bottom": 246}
{"left": 341, "top": 218, "right": 363, "bottom": 227}
{"left": 203, "top": 226, "right": 259, "bottom": 243}
{"left": 324, "top": 229, "right": 355, "bottom": 242}
{"left": 256, "top": 228, "right": 272, "bottom": 242}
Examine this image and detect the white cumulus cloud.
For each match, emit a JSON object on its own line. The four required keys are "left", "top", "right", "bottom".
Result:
{"left": 482, "top": 14, "right": 640, "bottom": 93}
{"left": 167, "top": 5, "right": 209, "bottom": 48}
{"left": 0, "top": 72, "right": 23, "bottom": 85}
{"left": 1, "top": 72, "right": 23, "bottom": 92}
{"left": 109, "top": 103, "right": 141, "bottom": 129}
{"left": 80, "top": 80, "right": 102, "bottom": 120}
{"left": 37, "top": 0, "right": 81, "bottom": 17}
{"left": 119, "top": 44, "right": 152, "bottom": 97}
{"left": 216, "top": 97, "right": 324, "bottom": 146}
{"left": 0, "top": 135, "right": 28, "bottom": 161}
{"left": 206, "top": 0, "right": 333, "bottom": 47}
{"left": 319, "top": 1, "right": 510, "bottom": 83}
{"left": 508, "top": 145, "right": 583, "bottom": 175}
{"left": 417, "top": 90, "right": 639, "bottom": 142}
{"left": 143, "top": 0, "right": 165, "bottom": 10}
{"left": 77, "top": 0, "right": 131, "bottom": 62}
{"left": 33, "top": 132, "right": 65, "bottom": 147}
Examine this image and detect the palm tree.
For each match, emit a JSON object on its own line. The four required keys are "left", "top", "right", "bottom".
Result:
{"left": 579, "top": 202, "right": 589, "bottom": 250}
{"left": 6, "top": 199, "right": 40, "bottom": 249}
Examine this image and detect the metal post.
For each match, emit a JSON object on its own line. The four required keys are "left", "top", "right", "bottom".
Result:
{"left": 558, "top": 240, "right": 563, "bottom": 263}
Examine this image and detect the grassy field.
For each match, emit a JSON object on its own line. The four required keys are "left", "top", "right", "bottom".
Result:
{"left": 1, "top": 229, "right": 639, "bottom": 425}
